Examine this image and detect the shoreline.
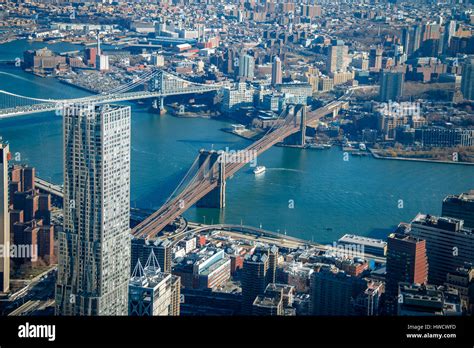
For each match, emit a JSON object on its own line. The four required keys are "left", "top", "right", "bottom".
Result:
{"left": 221, "top": 128, "right": 263, "bottom": 141}
{"left": 59, "top": 79, "right": 102, "bottom": 95}
{"left": 370, "top": 149, "right": 474, "bottom": 166}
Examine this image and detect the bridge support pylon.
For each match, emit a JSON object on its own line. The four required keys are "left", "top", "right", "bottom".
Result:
{"left": 151, "top": 97, "right": 166, "bottom": 115}
{"left": 283, "top": 104, "right": 307, "bottom": 146}
{"left": 196, "top": 150, "right": 226, "bottom": 209}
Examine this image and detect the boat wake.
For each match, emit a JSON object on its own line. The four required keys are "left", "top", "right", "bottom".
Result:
{"left": 0, "top": 71, "right": 32, "bottom": 82}
{"left": 267, "top": 168, "right": 304, "bottom": 173}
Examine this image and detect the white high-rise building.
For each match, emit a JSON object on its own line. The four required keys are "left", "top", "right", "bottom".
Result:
{"left": 55, "top": 103, "right": 131, "bottom": 315}
{"left": 239, "top": 54, "right": 255, "bottom": 80}
{"left": 97, "top": 54, "right": 109, "bottom": 72}
{"left": 0, "top": 143, "right": 10, "bottom": 293}
{"left": 221, "top": 82, "right": 254, "bottom": 113}
{"left": 95, "top": 31, "right": 109, "bottom": 72}
{"left": 442, "top": 20, "right": 456, "bottom": 54}
{"left": 151, "top": 53, "right": 165, "bottom": 67}
{"left": 327, "top": 40, "right": 349, "bottom": 73}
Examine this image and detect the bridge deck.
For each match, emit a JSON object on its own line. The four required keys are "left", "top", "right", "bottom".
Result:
{"left": 0, "top": 69, "right": 223, "bottom": 118}
{"left": 35, "top": 178, "right": 64, "bottom": 198}
{"left": 132, "top": 101, "right": 343, "bottom": 239}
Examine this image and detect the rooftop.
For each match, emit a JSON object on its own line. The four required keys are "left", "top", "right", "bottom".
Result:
{"left": 388, "top": 232, "right": 425, "bottom": 244}
{"left": 338, "top": 234, "right": 387, "bottom": 248}
{"left": 265, "top": 283, "right": 295, "bottom": 295}
{"left": 253, "top": 295, "right": 281, "bottom": 308}
{"left": 443, "top": 190, "right": 474, "bottom": 203}
{"left": 411, "top": 213, "right": 472, "bottom": 234}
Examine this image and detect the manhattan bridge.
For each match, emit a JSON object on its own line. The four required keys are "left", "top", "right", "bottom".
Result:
{"left": 0, "top": 69, "right": 223, "bottom": 117}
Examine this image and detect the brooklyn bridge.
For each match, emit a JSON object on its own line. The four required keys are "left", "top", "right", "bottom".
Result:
{"left": 0, "top": 68, "right": 348, "bottom": 239}
{"left": 131, "top": 100, "right": 345, "bottom": 240}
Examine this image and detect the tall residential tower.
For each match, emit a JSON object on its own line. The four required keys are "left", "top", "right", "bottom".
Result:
{"left": 271, "top": 56, "right": 282, "bottom": 86}
{"left": 379, "top": 70, "right": 405, "bottom": 102}
{"left": 327, "top": 40, "right": 349, "bottom": 73}
{"left": 461, "top": 56, "right": 474, "bottom": 101}
{"left": 55, "top": 104, "right": 131, "bottom": 315}
{"left": 239, "top": 54, "right": 255, "bottom": 80}
{"left": 0, "top": 143, "right": 10, "bottom": 293}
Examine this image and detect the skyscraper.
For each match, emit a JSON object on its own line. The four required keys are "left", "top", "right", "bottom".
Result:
{"left": 461, "top": 56, "right": 474, "bottom": 101}
{"left": 239, "top": 54, "right": 255, "bottom": 80}
{"left": 413, "top": 25, "right": 423, "bottom": 56}
{"left": 300, "top": 4, "right": 321, "bottom": 18}
{"left": 445, "top": 266, "right": 474, "bottom": 314}
{"left": 223, "top": 48, "right": 235, "bottom": 75}
{"left": 241, "top": 251, "right": 269, "bottom": 315}
{"left": 253, "top": 245, "right": 279, "bottom": 282}
{"left": 131, "top": 238, "right": 173, "bottom": 274}
{"left": 442, "top": 20, "right": 457, "bottom": 54}
{"left": 85, "top": 48, "right": 97, "bottom": 68}
{"left": 10, "top": 166, "right": 35, "bottom": 193}
{"left": 422, "top": 22, "right": 441, "bottom": 41}
{"left": 128, "top": 249, "right": 181, "bottom": 316}
{"left": 55, "top": 104, "right": 131, "bottom": 315}
{"left": 0, "top": 143, "right": 10, "bottom": 293}
{"left": 369, "top": 46, "right": 383, "bottom": 72}
{"left": 397, "top": 282, "right": 461, "bottom": 315}
{"left": 310, "top": 267, "right": 367, "bottom": 315}
{"left": 401, "top": 27, "right": 411, "bottom": 56}
{"left": 327, "top": 40, "right": 349, "bottom": 73}
{"left": 271, "top": 56, "right": 282, "bottom": 86}
{"left": 379, "top": 70, "right": 404, "bottom": 102}
{"left": 442, "top": 191, "right": 474, "bottom": 229}
{"left": 385, "top": 233, "right": 428, "bottom": 297}
{"left": 408, "top": 214, "right": 474, "bottom": 285}
{"left": 9, "top": 165, "right": 55, "bottom": 266}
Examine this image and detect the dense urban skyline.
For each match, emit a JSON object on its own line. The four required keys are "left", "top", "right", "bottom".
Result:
{"left": 0, "top": 3, "right": 473, "bottom": 342}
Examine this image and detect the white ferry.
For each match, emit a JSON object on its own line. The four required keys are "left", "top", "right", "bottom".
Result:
{"left": 253, "top": 166, "right": 266, "bottom": 175}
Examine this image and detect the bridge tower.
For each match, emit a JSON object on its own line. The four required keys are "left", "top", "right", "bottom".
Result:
{"left": 196, "top": 150, "right": 226, "bottom": 209}
{"left": 283, "top": 104, "right": 307, "bottom": 146}
{"left": 150, "top": 70, "right": 166, "bottom": 115}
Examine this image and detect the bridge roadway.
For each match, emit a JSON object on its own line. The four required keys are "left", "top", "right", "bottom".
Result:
{"left": 34, "top": 177, "right": 63, "bottom": 199}
{"left": 132, "top": 100, "right": 345, "bottom": 239}
{"left": 0, "top": 85, "right": 221, "bottom": 118}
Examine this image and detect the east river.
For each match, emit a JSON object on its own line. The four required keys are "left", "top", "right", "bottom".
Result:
{"left": 1, "top": 40, "right": 473, "bottom": 243}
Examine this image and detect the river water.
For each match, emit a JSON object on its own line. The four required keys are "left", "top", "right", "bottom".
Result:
{"left": 1, "top": 40, "right": 473, "bottom": 243}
